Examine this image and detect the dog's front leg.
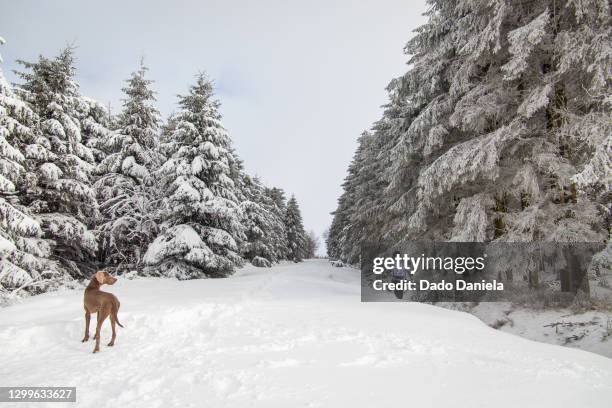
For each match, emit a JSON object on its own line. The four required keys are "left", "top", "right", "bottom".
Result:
{"left": 81, "top": 311, "right": 91, "bottom": 342}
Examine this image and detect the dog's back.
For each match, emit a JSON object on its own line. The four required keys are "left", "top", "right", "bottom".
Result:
{"left": 84, "top": 288, "right": 119, "bottom": 314}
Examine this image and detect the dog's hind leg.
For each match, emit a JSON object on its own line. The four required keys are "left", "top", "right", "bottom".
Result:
{"left": 93, "top": 314, "right": 99, "bottom": 341}
{"left": 81, "top": 310, "right": 91, "bottom": 342}
{"left": 107, "top": 314, "right": 116, "bottom": 347}
{"left": 93, "top": 309, "right": 109, "bottom": 353}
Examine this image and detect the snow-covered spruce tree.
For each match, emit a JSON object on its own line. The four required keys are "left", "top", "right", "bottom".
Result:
{"left": 285, "top": 195, "right": 307, "bottom": 262}
{"left": 395, "top": 0, "right": 610, "bottom": 242}
{"left": 264, "top": 186, "right": 290, "bottom": 259}
{"left": 95, "top": 61, "right": 161, "bottom": 269}
{"left": 265, "top": 187, "right": 288, "bottom": 218}
{"left": 331, "top": 0, "right": 611, "bottom": 264}
{"left": 157, "top": 113, "right": 178, "bottom": 158}
{"left": 0, "top": 37, "right": 61, "bottom": 296}
{"left": 143, "top": 73, "right": 245, "bottom": 278}
{"left": 328, "top": 130, "right": 390, "bottom": 263}
{"left": 240, "top": 175, "right": 287, "bottom": 266}
{"left": 81, "top": 97, "right": 114, "bottom": 165}
{"left": 14, "top": 47, "right": 99, "bottom": 278}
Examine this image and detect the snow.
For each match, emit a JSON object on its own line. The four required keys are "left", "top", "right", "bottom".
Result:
{"left": 0, "top": 173, "right": 15, "bottom": 192}
{"left": 201, "top": 141, "right": 219, "bottom": 159}
{"left": 121, "top": 155, "right": 148, "bottom": 181}
{"left": 40, "top": 213, "right": 97, "bottom": 253}
{"left": 450, "top": 194, "right": 491, "bottom": 241}
{"left": 203, "top": 226, "right": 238, "bottom": 251}
{"left": 572, "top": 132, "right": 612, "bottom": 190}
{"left": 25, "top": 143, "right": 55, "bottom": 162}
{"left": 0, "top": 259, "right": 31, "bottom": 287}
{"left": 171, "top": 176, "right": 202, "bottom": 202}
{"left": 502, "top": 10, "right": 550, "bottom": 80}
{"left": 0, "top": 135, "right": 25, "bottom": 163}
{"left": 0, "top": 234, "right": 16, "bottom": 253}
{"left": 143, "top": 224, "right": 211, "bottom": 266}
{"left": 39, "top": 162, "right": 64, "bottom": 182}
{"left": 190, "top": 155, "right": 207, "bottom": 175}
{"left": 518, "top": 83, "right": 552, "bottom": 118}
{"left": 0, "top": 198, "right": 42, "bottom": 237}
{"left": 43, "top": 119, "right": 67, "bottom": 138}
{"left": 1, "top": 259, "right": 611, "bottom": 407}
{"left": 411, "top": 125, "right": 510, "bottom": 230}
{"left": 469, "top": 302, "right": 612, "bottom": 359}
{"left": 251, "top": 256, "right": 271, "bottom": 267}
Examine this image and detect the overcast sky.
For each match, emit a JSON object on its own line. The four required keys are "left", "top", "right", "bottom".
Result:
{"left": 1, "top": 0, "right": 427, "bottom": 251}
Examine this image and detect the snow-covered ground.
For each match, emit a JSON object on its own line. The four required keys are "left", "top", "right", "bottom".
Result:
{"left": 467, "top": 303, "right": 612, "bottom": 358}
{"left": 1, "top": 259, "right": 612, "bottom": 408}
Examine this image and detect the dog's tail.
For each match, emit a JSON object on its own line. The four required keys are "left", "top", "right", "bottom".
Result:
{"left": 112, "top": 305, "right": 125, "bottom": 328}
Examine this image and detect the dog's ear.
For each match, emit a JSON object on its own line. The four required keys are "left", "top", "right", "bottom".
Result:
{"left": 95, "top": 271, "right": 105, "bottom": 284}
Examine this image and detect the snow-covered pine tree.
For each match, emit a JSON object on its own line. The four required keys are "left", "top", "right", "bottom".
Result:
{"left": 264, "top": 186, "right": 290, "bottom": 259}
{"left": 95, "top": 61, "right": 161, "bottom": 269}
{"left": 0, "top": 37, "right": 61, "bottom": 296}
{"left": 15, "top": 47, "right": 99, "bottom": 278}
{"left": 143, "top": 73, "right": 245, "bottom": 278}
{"left": 158, "top": 113, "right": 177, "bottom": 158}
{"left": 394, "top": 0, "right": 610, "bottom": 242}
{"left": 265, "top": 187, "right": 288, "bottom": 216}
{"left": 284, "top": 195, "right": 307, "bottom": 262}
{"left": 327, "top": 131, "right": 387, "bottom": 263}
{"left": 240, "top": 175, "right": 287, "bottom": 266}
{"left": 327, "top": 143, "right": 361, "bottom": 261}
{"left": 330, "top": 0, "right": 611, "bottom": 263}
{"left": 81, "top": 97, "right": 114, "bottom": 165}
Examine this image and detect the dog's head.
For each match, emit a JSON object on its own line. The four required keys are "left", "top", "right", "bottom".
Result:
{"left": 94, "top": 270, "right": 117, "bottom": 286}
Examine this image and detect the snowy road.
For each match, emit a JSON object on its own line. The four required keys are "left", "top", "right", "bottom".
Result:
{"left": 1, "top": 259, "right": 611, "bottom": 407}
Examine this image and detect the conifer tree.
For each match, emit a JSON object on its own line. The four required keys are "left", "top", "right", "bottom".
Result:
{"left": 240, "top": 175, "right": 287, "bottom": 266}
{"left": 329, "top": 0, "right": 611, "bottom": 262}
{"left": 15, "top": 47, "right": 99, "bottom": 277}
{"left": 264, "top": 186, "right": 290, "bottom": 259}
{"left": 95, "top": 61, "right": 161, "bottom": 268}
{"left": 284, "top": 195, "right": 306, "bottom": 262}
{"left": 266, "top": 187, "right": 288, "bottom": 215}
{"left": 328, "top": 131, "right": 383, "bottom": 263}
{"left": 81, "top": 97, "right": 114, "bottom": 165}
{"left": 392, "top": 0, "right": 610, "bottom": 242}
{"left": 0, "top": 37, "right": 61, "bottom": 295}
{"left": 143, "top": 73, "right": 245, "bottom": 278}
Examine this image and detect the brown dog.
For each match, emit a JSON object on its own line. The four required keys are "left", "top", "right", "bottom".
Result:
{"left": 82, "top": 271, "right": 124, "bottom": 353}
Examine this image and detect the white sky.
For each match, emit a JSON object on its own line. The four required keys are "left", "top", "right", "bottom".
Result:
{"left": 1, "top": 0, "right": 428, "bottom": 249}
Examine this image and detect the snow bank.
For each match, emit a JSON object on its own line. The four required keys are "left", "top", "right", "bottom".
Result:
{"left": 469, "top": 302, "right": 612, "bottom": 358}
{"left": 0, "top": 260, "right": 611, "bottom": 407}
